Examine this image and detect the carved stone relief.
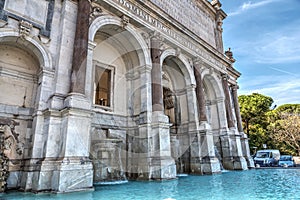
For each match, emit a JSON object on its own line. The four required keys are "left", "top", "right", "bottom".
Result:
{"left": 0, "top": 119, "right": 22, "bottom": 193}
{"left": 19, "top": 20, "right": 33, "bottom": 38}
{"left": 89, "top": 3, "right": 103, "bottom": 24}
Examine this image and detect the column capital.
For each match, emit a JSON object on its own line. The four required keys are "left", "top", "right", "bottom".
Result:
{"left": 138, "top": 65, "right": 152, "bottom": 74}
{"left": 185, "top": 84, "right": 196, "bottom": 91}
{"left": 149, "top": 31, "right": 164, "bottom": 42}
{"left": 192, "top": 57, "right": 203, "bottom": 66}
{"left": 231, "top": 84, "right": 239, "bottom": 91}
{"left": 211, "top": 0, "right": 222, "bottom": 10}
{"left": 221, "top": 73, "right": 229, "bottom": 80}
{"left": 88, "top": 40, "right": 97, "bottom": 50}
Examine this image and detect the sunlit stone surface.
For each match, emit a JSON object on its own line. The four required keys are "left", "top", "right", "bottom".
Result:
{"left": 0, "top": 0, "right": 253, "bottom": 193}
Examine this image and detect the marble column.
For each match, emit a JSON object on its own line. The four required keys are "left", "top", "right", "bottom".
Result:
{"left": 232, "top": 85, "right": 254, "bottom": 168}
{"left": 71, "top": 0, "right": 90, "bottom": 94}
{"left": 221, "top": 74, "right": 235, "bottom": 128}
{"left": 231, "top": 85, "right": 243, "bottom": 132}
{"left": 193, "top": 59, "right": 207, "bottom": 122}
{"left": 191, "top": 60, "right": 221, "bottom": 174}
{"left": 220, "top": 74, "right": 248, "bottom": 170}
{"left": 151, "top": 34, "right": 164, "bottom": 112}
{"left": 148, "top": 33, "right": 176, "bottom": 180}
{"left": 33, "top": 1, "right": 94, "bottom": 193}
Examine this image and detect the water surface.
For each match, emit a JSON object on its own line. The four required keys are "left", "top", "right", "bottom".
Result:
{"left": 1, "top": 169, "right": 300, "bottom": 200}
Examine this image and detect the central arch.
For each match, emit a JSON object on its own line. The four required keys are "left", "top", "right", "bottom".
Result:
{"left": 88, "top": 15, "right": 152, "bottom": 182}
{"left": 160, "top": 50, "right": 196, "bottom": 174}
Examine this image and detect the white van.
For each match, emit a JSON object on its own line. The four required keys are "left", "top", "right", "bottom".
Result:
{"left": 254, "top": 149, "right": 280, "bottom": 167}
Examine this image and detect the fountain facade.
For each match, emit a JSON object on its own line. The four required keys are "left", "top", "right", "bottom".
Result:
{"left": 0, "top": 0, "right": 253, "bottom": 193}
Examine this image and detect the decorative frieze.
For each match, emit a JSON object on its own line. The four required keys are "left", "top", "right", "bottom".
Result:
{"left": 149, "top": 0, "right": 216, "bottom": 46}
{"left": 103, "top": 0, "right": 228, "bottom": 72}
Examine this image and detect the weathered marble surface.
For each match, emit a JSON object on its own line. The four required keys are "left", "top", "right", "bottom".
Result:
{"left": 149, "top": 0, "right": 216, "bottom": 46}
{"left": 0, "top": 0, "right": 250, "bottom": 194}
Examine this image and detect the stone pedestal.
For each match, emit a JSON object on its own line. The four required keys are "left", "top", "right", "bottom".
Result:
{"left": 221, "top": 130, "right": 248, "bottom": 170}
{"left": 241, "top": 133, "right": 255, "bottom": 168}
{"left": 147, "top": 112, "right": 176, "bottom": 179}
{"left": 191, "top": 122, "right": 221, "bottom": 174}
{"left": 58, "top": 93, "right": 93, "bottom": 192}
{"left": 32, "top": 93, "right": 94, "bottom": 193}
{"left": 92, "top": 139, "right": 126, "bottom": 183}
{"left": 57, "top": 158, "right": 93, "bottom": 193}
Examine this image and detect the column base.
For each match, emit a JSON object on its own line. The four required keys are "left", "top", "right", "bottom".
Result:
{"left": 57, "top": 158, "right": 94, "bottom": 193}
{"left": 30, "top": 158, "right": 94, "bottom": 193}
{"left": 190, "top": 157, "right": 221, "bottom": 174}
{"left": 246, "top": 156, "right": 255, "bottom": 168}
{"left": 138, "top": 112, "right": 176, "bottom": 180}
{"left": 223, "top": 156, "right": 248, "bottom": 170}
{"left": 135, "top": 157, "right": 176, "bottom": 180}
{"left": 240, "top": 133, "right": 255, "bottom": 168}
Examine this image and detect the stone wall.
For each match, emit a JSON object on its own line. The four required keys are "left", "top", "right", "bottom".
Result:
{"left": 149, "top": 0, "right": 216, "bottom": 46}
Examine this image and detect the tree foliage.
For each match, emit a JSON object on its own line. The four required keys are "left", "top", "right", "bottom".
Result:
{"left": 268, "top": 104, "right": 300, "bottom": 155}
{"left": 238, "top": 93, "right": 273, "bottom": 135}
{"left": 238, "top": 93, "right": 300, "bottom": 156}
{"left": 238, "top": 93, "right": 274, "bottom": 153}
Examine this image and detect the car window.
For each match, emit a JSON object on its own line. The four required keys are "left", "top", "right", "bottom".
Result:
{"left": 256, "top": 152, "right": 269, "bottom": 158}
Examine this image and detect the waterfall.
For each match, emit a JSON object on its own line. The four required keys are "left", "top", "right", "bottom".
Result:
{"left": 92, "top": 139, "right": 127, "bottom": 185}
{"left": 214, "top": 146, "right": 224, "bottom": 171}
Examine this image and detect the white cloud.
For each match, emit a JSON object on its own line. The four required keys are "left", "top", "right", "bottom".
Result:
{"left": 232, "top": 22, "right": 300, "bottom": 64}
{"left": 255, "top": 31, "right": 300, "bottom": 64}
{"left": 268, "top": 67, "right": 298, "bottom": 76}
{"left": 228, "top": 0, "right": 281, "bottom": 16}
{"left": 238, "top": 75, "right": 300, "bottom": 105}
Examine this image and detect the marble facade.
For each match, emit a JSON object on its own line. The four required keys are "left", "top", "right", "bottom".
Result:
{"left": 0, "top": 0, "right": 254, "bottom": 193}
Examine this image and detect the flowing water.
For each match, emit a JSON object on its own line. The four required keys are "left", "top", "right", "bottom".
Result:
{"left": 1, "top": 169, "right": 300, "bottom": 200}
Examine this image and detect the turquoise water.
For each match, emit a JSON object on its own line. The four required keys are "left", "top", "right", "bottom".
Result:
{"left": 1, "top": 169, "right": 300, "bottom": 200}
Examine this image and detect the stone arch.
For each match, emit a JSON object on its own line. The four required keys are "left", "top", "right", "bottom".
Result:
{"left": 0, "top": 31, "right": 54, "bottom": 110}
{"left": 202, "top": 69, "right": 225, "bottom": 129}
{"left": 88, "top": 15, "right": 154, "bottom": 182}
{"left": 202, "top": 69, "right": 224, "bottom": 100}
{"left": 160, "top": 50, "right": 197, "bottom": 174}
{"left": 160, "top": 50, "right": 195, "bottom": 127}
{"left": 87, "top": 15, "right": 153, "bottom": 115}
{"left": 0, "top": 31, "right": 54, "bottom": 180}
{"left": 89, "top": 15, "right": 151, "bottom": 66}
{"left": 0, "top": 31, "right": 52, "bottom": 70}
{"left": 160, "top": 49, "right": 196, "bottom": 86}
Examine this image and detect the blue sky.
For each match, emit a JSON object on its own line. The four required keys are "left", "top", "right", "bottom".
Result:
{"left": 221, "top": 0, "right": 300, "bottom": 106}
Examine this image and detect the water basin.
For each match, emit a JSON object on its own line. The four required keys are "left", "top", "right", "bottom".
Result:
{"left": 1, "top": 169, "right": 300, "bottom": 200}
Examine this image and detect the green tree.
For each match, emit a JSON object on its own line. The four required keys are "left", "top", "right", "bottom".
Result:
{"left": 274, "top": 104, "right": 300, "bottom": 115}
{"left": 268, "top": 104, "right": 300, "bottom": 155}
{"left": 238, "top": 93, "right": 274, "bottom": 152}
